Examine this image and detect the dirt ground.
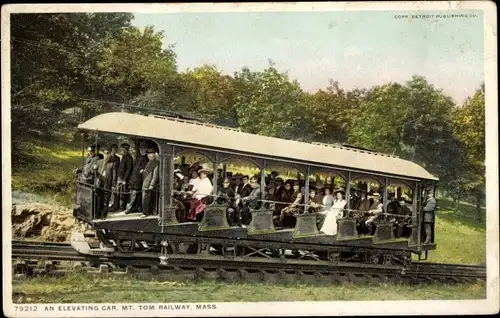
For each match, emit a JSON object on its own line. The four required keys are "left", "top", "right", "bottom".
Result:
{"left": 11, "top": 202, "right": 86, "bottom": 242}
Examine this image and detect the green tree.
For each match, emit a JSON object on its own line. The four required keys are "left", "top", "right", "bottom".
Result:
{"left": 348, "top": 76, "right": 464, "bottom": 188}
{"left": 96, "top": 26, "right": 178, "bottom": 107}
{"left": 452, "top": 84, "right": 485, "bottom": 219}
{"left": 233, "top": 66, "right": 308, "bottom": 140}
{"left": 304, "top": 80, "right": 365, "bottom": 144}
{"left": 10, "top": 13, "right": 133, "bottom": 153}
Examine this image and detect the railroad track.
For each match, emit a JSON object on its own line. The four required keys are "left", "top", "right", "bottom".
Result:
{"left": 10, "top": 240, "right": 486, "bottom": 284}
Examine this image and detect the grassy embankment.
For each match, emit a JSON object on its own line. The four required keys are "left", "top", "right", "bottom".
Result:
{"left": 11, "top": 143, "right": 486, "bottom": 302}
{"left": 12, "top": 141, "right": 82, "bottom": 207}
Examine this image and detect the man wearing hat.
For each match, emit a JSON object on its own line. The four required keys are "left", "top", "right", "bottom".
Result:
{"left": 239, "top": 175, "right": 252, "bottom": 198}
{"left": 349, "top": 188, "right": 361, "bottom": 211}
{"left": 123, "top": 141, "right": 149, "bottom": 214}
{"left": 217, "top": 178, "right": 237, "bottom": 225}
{"left": 238, "top": 176, "right": 262, "bottom": 227}
{"left": 422, "top": 186, "right": 436, "bottom": 244}
{"left": 231, "top": 173, "right": 243, "bottom": 195}
{"left": 93, "top": 147, "right": 117, "bottom": 218}
{"left": 107, "top": 144, "right": 121, "bottom": 212}
{"left": 278, "top": 180, "right": 303, "bottom": 228}
{"left": 141, "top": 148, "right": 160, "bottom": 216}
{"left": 114, "top": 143, "right": 134, "bottom": 211}
{"left": 365, "top": 192, "right": 384, "bottom": 235}
{"left": 74, "top": 144, "right": 101, "bottom": 183}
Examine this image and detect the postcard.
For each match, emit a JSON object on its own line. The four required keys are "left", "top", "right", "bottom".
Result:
{"left": 2, "top": 2, "right": 498, "bottom": 317}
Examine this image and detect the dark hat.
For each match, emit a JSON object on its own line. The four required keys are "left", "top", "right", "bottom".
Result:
{"left": 232, "top": 173, "right": 244, "bottom": 179}
{"left": 120, "top": 143, "right": 130, "bottom": 149}
{"left": 146, "top": 148, "right": 156, "bottom": 154}
{"left": 292, "top": 180, "right": 300, "bottom": 186}
{"left": 242, "top": 175, "right": 249, "bottom": 179}
{"left": 275, "top": 177, "right": 283, "bottom": 183}
{"left": 140, "top": 141, "right": 150, "bottom": 148}
{"left": 110, "top": 144, "right": 118, "bottom": 149}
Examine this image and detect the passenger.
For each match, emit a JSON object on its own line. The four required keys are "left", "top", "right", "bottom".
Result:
{"left": 274, "top": 180, "right": 292, "bottom": 220}
{"left": 358, "top": 191, "right": 371, "bottom": 212}
{"left": 395, "top": 198, "right": 413, "bottom": 237}
{"left": 95, "top": 144, "right": 104, "bottom": 160}
{"left": 422, "top": 188, "right": 436, "bottom": 244}
{"left": 264, "top": 183, "right": 276, "bottom": 210}
{"left": 316, "top": 187, "right": 334, "bottom": 230}
{"left": 349, "top": 188, "right": 361, "bottom": 212}
{"left": 365, "top": 193, "right": 384, "bottom": 235}
{"left": 187, "top": 163, "right": 214, "bottom": 222}
{"left": 216, "top": 178, "right": 237, "bottom": 225}
{"left": 74, "top": 145, "right": 100, "bottom": 183}
{"left": 319, "top": 189, "right": 346, "bottom": 235}
{"left": 273, "top": 177, "right": 284, "bottom": 202}
{"left": 321, "top": 187, "right": 335, "bottom": 210}
{"left": 123, "top": 142, "right": 149, "bottom": 214}
{"left": 238, "top": 176, "right": 262, "bottom": 227}
{"left": 189, "top": 171, "right": 200, "bottom": 188}
{"left": 307, "top": 188, "right": 323, "bottom": 214}
{"left": 231, "top": 174, "right": 243, "bottom": 195}
{"left": 180, "top": 176, "right": 190, "bottom": 191}
{"left": 113, "top": 143, "right": 134, "bottom": 211}
{"left": 93, "top": 148, "right": 117, "bottom": 219}
{"left": 107, "top": 144, "right": 121, "bottom": 212}
{"left": 386, "top": 194, "right": 400, "bottom": 220}
{"left": 141, "top": 148, "right": 160, "bottom": 216}
{"left": 278, "top": 180, "right": 303, "bottom": 228}
{"left": 239, "top": 175, "right": 252, "bottom": 198}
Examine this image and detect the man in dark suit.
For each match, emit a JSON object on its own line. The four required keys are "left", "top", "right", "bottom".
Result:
{"left": 107, "top": 144, "right": 121, "bottom": 212}
{"left": 238, "top": 176, "right": 262, "bottom": 227}
{"left": 239, "top": 175, "right": 252, "bottom": 197}
{"left": 141, "top": 148, "right": 160, "bottom": 216}
{"left": 123, "top": 142, "right": 149, "bottom": 214}
{"left": 113, "top": 143, "right": 134, "bottom": 211}
{"left": 74, "top": 145, "right": 101, "bottom": 183}
{"left": 93, "top": 148, "right": 118, "bottom": 219}
{"left": 217, "top": 178, "right": 237, "bottom": 225}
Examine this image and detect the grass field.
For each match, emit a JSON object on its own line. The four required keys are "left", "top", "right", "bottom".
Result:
{"left": 12, "top": 141, "right": 81, "bottom": 207}
{"left": 12, "top": 274, "right": 485, "bottom": 303}
{"left": 10, "top": 143, "right": 487, "bottom": 302}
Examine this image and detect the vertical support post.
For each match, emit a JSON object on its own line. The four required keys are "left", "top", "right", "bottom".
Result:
{"left": 165, "top": 145, "right": 174, "bottom": 207}
{"left": 212, "top": 152, "right": 219, "bottom": 196}
{"left": 383, "top": 177, "right": 388, "bottom": 212}
{"left": 346, "top": 172, "right": 351, "bottom": 217}
{"left": 304, "top": 166, "right": 310, "bottom": 212}
{"left": 414, "top": 181, "right": 421, "bottom": 250}
{"left": 260, "top": 160, "right": 266, "bottom": 201}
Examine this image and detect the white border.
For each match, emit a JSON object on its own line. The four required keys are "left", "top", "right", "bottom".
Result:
{"left": 2, "top": 2, "right": 498, "bottom": 317}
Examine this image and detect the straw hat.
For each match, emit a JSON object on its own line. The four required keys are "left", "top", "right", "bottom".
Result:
{"left": 198, "top": 163, "right": 213, "bottom": 174}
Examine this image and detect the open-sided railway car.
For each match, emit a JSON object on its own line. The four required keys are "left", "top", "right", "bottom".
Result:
{"left": 72, "top": 111, "right": 438, "bottom": 268}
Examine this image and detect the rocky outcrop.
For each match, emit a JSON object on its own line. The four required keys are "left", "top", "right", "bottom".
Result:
{"left": 11, "top": 203, "right": 86, "bottom": 242}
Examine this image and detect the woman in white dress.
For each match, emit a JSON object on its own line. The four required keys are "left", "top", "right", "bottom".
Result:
{"left": 320, "top": 189, "right": 347, "bottom": 236}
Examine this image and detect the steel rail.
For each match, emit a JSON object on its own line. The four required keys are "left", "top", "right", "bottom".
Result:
{"left": 10, "top": 240, "right": 486, "bottom": 284}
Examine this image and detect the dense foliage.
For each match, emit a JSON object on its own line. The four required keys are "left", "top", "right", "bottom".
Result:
{"left": 10, "top": 13, "right": 485, "bottom": 215}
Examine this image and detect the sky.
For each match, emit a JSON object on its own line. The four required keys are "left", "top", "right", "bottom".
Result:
{"left": 132, "top": 10, "right": 484, "bottom": 104}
